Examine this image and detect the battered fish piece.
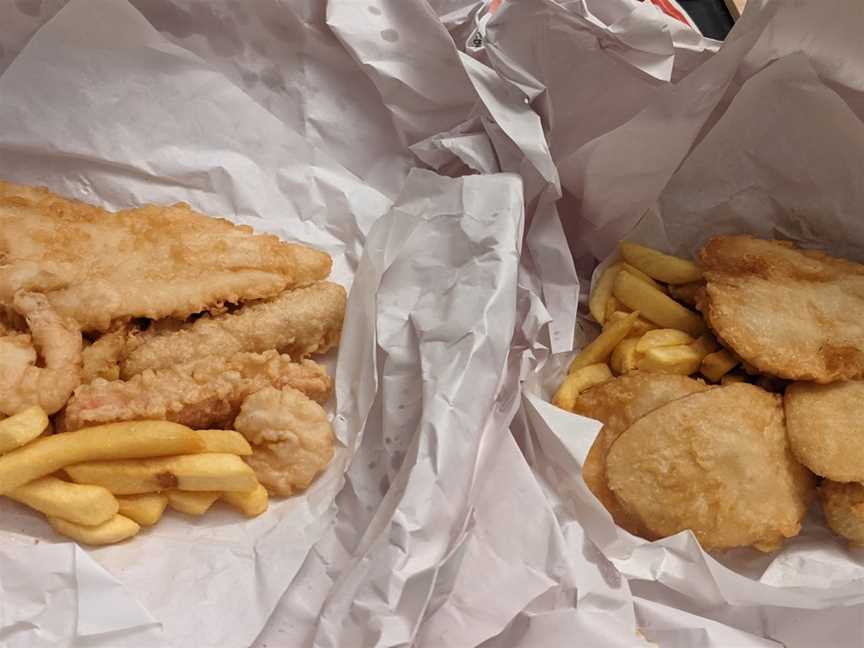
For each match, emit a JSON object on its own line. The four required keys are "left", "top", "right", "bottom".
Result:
{"left": 120, "top": 282, "right": 346, "bottom": 378}
{"left": 572, "top": 373, "right": 710, "bottom": 537}
{"left": 606, "top": 383, "right": 815, "bottom": 552}
{"left": 63, "top": 350, "right": 332, "bottom": 431}
{"left": 820, "top": 480, "right": 864, "bottom": 548}
{"left": 234, "top": 387, "right": 335, "bottom": 496}
{"left": 786, "top": 381, "right": 864, "bottom": 481}
{"left": 82, "top": 322, "right": 130, "bottom": 383}
{"left": 698, "top": 236, "right": 864, "bottom": 383}
{"left": 0, "top": 181, "right": 332, "bottom": 332}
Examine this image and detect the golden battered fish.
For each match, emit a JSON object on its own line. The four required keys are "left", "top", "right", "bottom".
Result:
{"left": 820, "top": 480, "right": 864, "bottom": 548}
{"left": 606, "top": 383, "right": 815, "bottom": 552}
{"left": 698, "top": 236, "right": 864, "bottom": 383}
{"left": 785, "top": 380, "right": 864, "bottom": 481}
{"left": 120, "top": 282, "right": 346, "bottom": 378}
{"left": 0, "top": 181, "right": 332, "bottom": 332}
{"left": 572, "top": 373, "right": 710, "bottom": 537}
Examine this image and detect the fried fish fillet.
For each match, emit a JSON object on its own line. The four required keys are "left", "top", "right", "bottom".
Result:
{"left": 63, "top": 350, "right": 332, "bottom": 431}
{"left": 820, "top": 480, "right": 864, "bottom": 548}
{"left": 572, "top": 373, "right": 710, "bottom": 537}
{"left": 120, "top": 282, "right": 346, "bottom": 378}
{"left": 698, "top": 236, "right": 864, "bottom": 383}
{"left": 0, "top": 181, "right": 332, "bottom": 332}
{"left": 785, "top": 380, "right": 864, "bottom": 481}
{"left": 606, "top": 383, "right": 815, "bottom": 552}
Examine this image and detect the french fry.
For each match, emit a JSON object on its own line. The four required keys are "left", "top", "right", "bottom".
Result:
{"left": 568, "top": 311, "right": 639, "bottom": 373}
{"left": 621, "top": 263, "right": 668, "bottom": 293}
{"left": 637, "top": 345, "right": 703, "bottom": 375}
{"left": 224, "top": 483, "right": 269, "bottom": 518}
{"left": 166, "top": 490, "right": 221, "bottom": 516}
{"left": 0, "top": 421, "right": 204, "bottom": 496}
{"left": 196, "top": 430, "right": 252, "bottom": 456}
{"left": 0, "top": 406, "right": 49, "bottom": 455}
{"left": 668, "top": 281, "right": 704, "bottom": 307}
{"left": 619, "top": 242, "right": 703, "bottom": 284}
{"left": 610, "top": 338, "right": 640, "bottom": 375}
{"left": 720, "top": 373, "right": 747, "bottom": 385}
{"left": 48, "top": 514, "right": 140, "bottom": 546}
{"left": 635, "top": 329, "right": 695, "bottom": 353}
{"left": 8, "top": 476, "right": 118, "bottom": 526}
{"left": 701, "top": 349, "right": 739, "bottom": 382}
{"left": 117, "top": 493, "right": 168, "bottom": 526}
{"left": 612, "top": 271, "right": 705, "bottom": 337}
{"left": 65, "top": 453, "right": 258, "bottom": 495}
{"left": 553, "top": 363, "right": 613, "bottom": 411}
{"left": 604, "top": 296, "right": 628, "bottom": 321}
{"left": 605, "top": 311, "right": 657, "bottom": 338}
{"left": 589, "top": 263, "right": 622, "bottom": 324}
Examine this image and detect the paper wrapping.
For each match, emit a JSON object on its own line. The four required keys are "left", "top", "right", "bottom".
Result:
{"left": 3, "top": 0, "right": 864, "bottom": 646}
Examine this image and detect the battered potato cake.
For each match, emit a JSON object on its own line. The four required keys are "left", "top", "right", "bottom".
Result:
{"left": 820, "top": 480, "right": 864, "bottom": 547}
{"left": 698, "top": 236, "right": 864, "bottom": 383}
{"left": 606, "top": 383, "right": 815, "bottom": 551}
{"left": 572, "top": 373, "right": 710, "bottom": 537}
{"left": 786, "top": 380, "right": 864, "bottom": 481}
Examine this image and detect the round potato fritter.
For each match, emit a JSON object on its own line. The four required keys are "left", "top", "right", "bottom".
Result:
{"left": 821, "top": 480, "right": 864, "bottom": 547}
{"left": 785, "top": 380, "right": 864, "bottom": 482}
{"left": 606, "top": 383, "right": 815, "bottom": 552}
{"left": 573, "top": 373, "right": 710, "bottom": 538}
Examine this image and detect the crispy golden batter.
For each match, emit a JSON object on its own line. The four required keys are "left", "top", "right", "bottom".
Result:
{"left": 698, "top": 236, "right": 864, "bottom": 383}
{"left": 786, "top": 381, "right": 864, "bottom": 481}
{"left": 82, "top": 322, "right": 130, "bottom": 383}
{"left": 120, "top": 282, "right": 346, "bottom": 378}
{"left": 820, "top": 480, "right": 864, "bottom": 547}
{"left": 235, "top": 387, "right": 335, "bottom": 496}
{"left": 0, "top": 180, "right": 332, "bottom": 332}
{"left": 63, "top": 351, "right": 332, "bottom": 431}
{"left": 0, "top": 292, "right": 82, "bottom": 415}
{"left": 606, "top": 383, "right": 815, "bottom": 552}
{"left": 573, "top": 373, "right": 710, "bottom": 537}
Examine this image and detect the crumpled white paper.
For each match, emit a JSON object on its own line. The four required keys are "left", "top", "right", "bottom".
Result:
{"left": 519, "top": 0, "right": 864, "bottom": 645}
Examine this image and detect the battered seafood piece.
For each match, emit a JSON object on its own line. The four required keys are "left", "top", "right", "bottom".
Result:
{"left": 698, "top": 236, "right": 864, "bottom": 383}
{"left": 606, "top": 383, "right": 815, "bottom": 552}
{"left": 785, "top": 380, "right": 864, "bottom": 481}
{"left": 82, "top": 322, "right": 130, "bottom": 383}
{"left": 572, "top": 373, "right": 710, "bottom": 536}
{"left": 0, "top": 180, "right": 332, "bottom": 332}
{"left": 820, "top": 480, "right": 864, "bottom": 547}
{"left": 234, "top": 387, "right": 335, "bottom": 496}
{"left": 0, "top": 292, "right": 82, "bottom": 415}
{"left": 121, "top": 282, "right": 346, "bottom": 378}
{"left": 63, "top": 350, "right": 332, "bottom": 431}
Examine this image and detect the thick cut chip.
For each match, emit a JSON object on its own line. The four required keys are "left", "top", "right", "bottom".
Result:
{"left": 572, "top": 373, "right": 710, "bottom": 537}
{"left": 785, "top": 380, "right": 864, "bottom": 481}
{"left": 698, "top": 235, "right": 864, "bottom": 382}
{"left": 606, "top": 383, "right": 815, "bottom": 551}
{"left": 820, "top": 480, "right": 864, "bottom": 547}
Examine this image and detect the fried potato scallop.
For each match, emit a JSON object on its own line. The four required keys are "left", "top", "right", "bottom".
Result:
{"left": 606, "top": 383, "right": 815, "bottom": 551}
{"left": 572, "top": 373, "right": 710, "bottom": 537}
{"left": 785, "top": 380, "right": 864, "bottom": 481}
{"left": 820, "top": 480, "right": 864, "bottom": 547}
